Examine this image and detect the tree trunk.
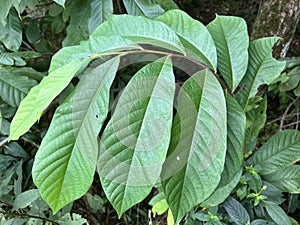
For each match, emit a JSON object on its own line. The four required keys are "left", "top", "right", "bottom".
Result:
{"left": 251, "top": 0, "right": 300, "bottom": 58}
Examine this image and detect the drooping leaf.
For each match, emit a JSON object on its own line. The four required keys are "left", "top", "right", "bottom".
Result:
{"left": 0, "top": 68, "right": 38, "bottom": 107}
{"left": 92, "top": 14, "right": 185, "bottom": 54}
{"left": 98, "top": 56, "right": 175, "bottom": 216}
{"left": 248, "top": 130, "right": 300, "bottom": 175}
{"left": 9, "top": 58, "right": 91, "bottom": 141}
{"left": 236, "top": 37, "right": 286, "bottom": 109}
{"left": 265, "top": 201, "right": 291, "bottom": 225}
{"left": 32, "top": 57, "right": 120, "bottom": 213}
{"left": 156, "top": 10, "right": 217, "bottom": 71}
{"left": 12, "top": 189, "right": 40, "bottom": 211}
{"left": 0, "top": 9, "right": 22, "bottom": 51}
{"left": 201, "top": 94, "right": 245, "bottom": 207}
{"left": 62, "top": 0, "right": 113, "bottom": 46}
{"left": 207, "top": 15, "right": 249, "bottom": 91}
{"left": 223, "top": 197, "right": 250, "bottom": 225}
{"left": 122, "top": 0, "right": 165, "bottom": 18}
{"left": 161, "top": 69, "right": 227, "bottom": 223}
{"left": 263, "top": 165, "right": 300, "bottom": 193}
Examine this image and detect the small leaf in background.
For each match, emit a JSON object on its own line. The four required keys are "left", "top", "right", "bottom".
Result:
{"left": 236, "top": 37, "right": 286, "bottom": 109}
{"left": 0, "top": 108, "right": 2, "bottom": 131}
{"left": 263, "top": 165, "right": 300, "bottom": 193}
{"left": 245, "top": 96, "right": 267, "bottom": 151}
{"left": 0, "top": 9, "right": 22, "bottom": 51}
{"left": 248, "top": 130, "right": 300, "bottom": 175}
{"left": 223, "top": 197, "right": 250, "bottom": 225}
{"left": 123, "top": 0, "right": 165, "bottom": 18}
{"left": 98, "top": 56, "right": 175, "bottom": 216}
{"left": 154, "top": 0, "right": 179, "bottom": 10}
{"left": 33, "top": 57, "right": 120, "bottom": 213}
{"left": 58, "top": 213, "right": 87, "bottom": 225}
{"left": 12, "top": 189, "right": 40, "bottom": 211}
{"left": 207, "top": 15, "right": 249, "bottom": 91}
{"left": 161, "top": 69, "right": 226, "bottom": 223}
{"left": 156, "top": 10, "right": 217, "bottom": 71}
{"left": 0, "top": 51, "right": 41, "bottom": 66}
{"left": 25, "top": 20, "right": 40, "bottom": 44}
{"left": 0, "top": 68, "right": 38, "bottom": 107}
{"left": 265, "top": 201, "right": 291, "bottom": 225}
{"left": 63, "top": 0, "right": 113, "bottom": 46}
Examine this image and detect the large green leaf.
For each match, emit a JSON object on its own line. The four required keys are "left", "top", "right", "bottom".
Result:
{"left": 98, "top": 56, "right": 175, "bottom": 216}
{"left": 9, "top": 58, "right": 91, "bottom": 141}
{"left": 32, "top": 57, "right": 120, "bottom": 213}
{"left": 207, "top": 15, "right": 249, "bottom": 91}
{"left": 201, "top": 94, "right": 245, "bottom": 207}
{"left": 263, "top": 165, "right": 300, "bottom": 193}
{"left": 236, "top": 37, "right": 286, "bottom": 109}
{"left": 0, "top": 68, "right": 37, "bottom": 107}
{"left": 161, "top": 69, "right": 227, "bottom": 223}
{"left": 123, "top": 0, "right": 165, "bottom": 18}
{"left": 0, "top": 9, "right": 22, "bottom": 51}
{"left": 63, "top": 0, "right": 113, "bottom": 46}
{"left": 92, "top": 14, "right": 185, "bottom": 54}
{"left": 248, "top": 130, "right": 300, "bottom": 175}
{"left": 156, "top": 10, "right": 217, "bottom": 71}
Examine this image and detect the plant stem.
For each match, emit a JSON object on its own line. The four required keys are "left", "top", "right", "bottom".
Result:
{"left": 1, "top": 211, "right": 59, "bottom": 225}
{"left": 88, "top": 48, "right": 233, "bottom": 94}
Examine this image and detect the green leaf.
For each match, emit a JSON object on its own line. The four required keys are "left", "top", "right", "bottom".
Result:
{"left": 0, "top": 0, "right": 19, "bottom": 26}
{"left": 9, "top": 58, "right": 91, "bottom": 141}
{"left": 62, "top": 0, "right": 113, "bottom": 46}
{"left": 265, "top": 201, "right": 291, "bottom": 225}
{"left": 161, "top": 69, "right": 227, "bottom": 223}
{"left": 156, "top": 10, "right": 217, "bottom": 71}
{"left": 236, "top": 37, "right": 286, "bottom": 109}
{"left": 223, "top": 197, "right": 250, "bottom": 225}
{"left": 0, "top": 68, "right": 38, "bottom": 107}
{"left": 12, "top": 189, "right": 40, "bottom": 211}
{"left": 263, "top": 165, "right": 300, "bottom": 193}
{"left": 279, "top": 66, "right": 300, "bottom": 92}
{"left": 92, "top": 14, "right": 185, "bottom": 54}
{"left": 58, "top": 213, "right": 87, "bottom": 225}
{"left": 32, "top": 57, "right": 120, "bottom": 213}
{"left": 0, "top": 108, "right": 2, "bottom": 131}
{"left": 122, "top": 0, "right": 165, "bottom": 18}
{"left": 248, "top": 130, "right": 300, "bottom": 175}
{"left": 245, "top": 96, "right": 267, "bottom": 150}
{"left": 98, "top": 56, "right": 175, "bottom": 216}
{"left": 202, "top": 94, "right": 245, "bottom": 207}
{"left": 54, "top": 0, "right": 65, "bottom": 7}
{"left": 0, "top": 51, "right": 41, "bottom": 66}
{"left": 207, "top": 15, "right": 249, "bottom": 91}
{"left": 0, "top": 9, "right": 22, "bottom": 51}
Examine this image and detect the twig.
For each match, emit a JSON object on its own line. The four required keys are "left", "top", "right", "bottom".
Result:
{"left": 266, "top": 112, "right": 300, "bottom": 126}
{"left": 0, "top": 137, "right": 9, "bottom": 147}
{"left": 1, "top": 211, "right": 59, "bottom": 225}
{"left": 282, "top": 121, "right": 300, "bottom": 129}
{"left": 279, "top": 96, "right": 300, "bottom": 130}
